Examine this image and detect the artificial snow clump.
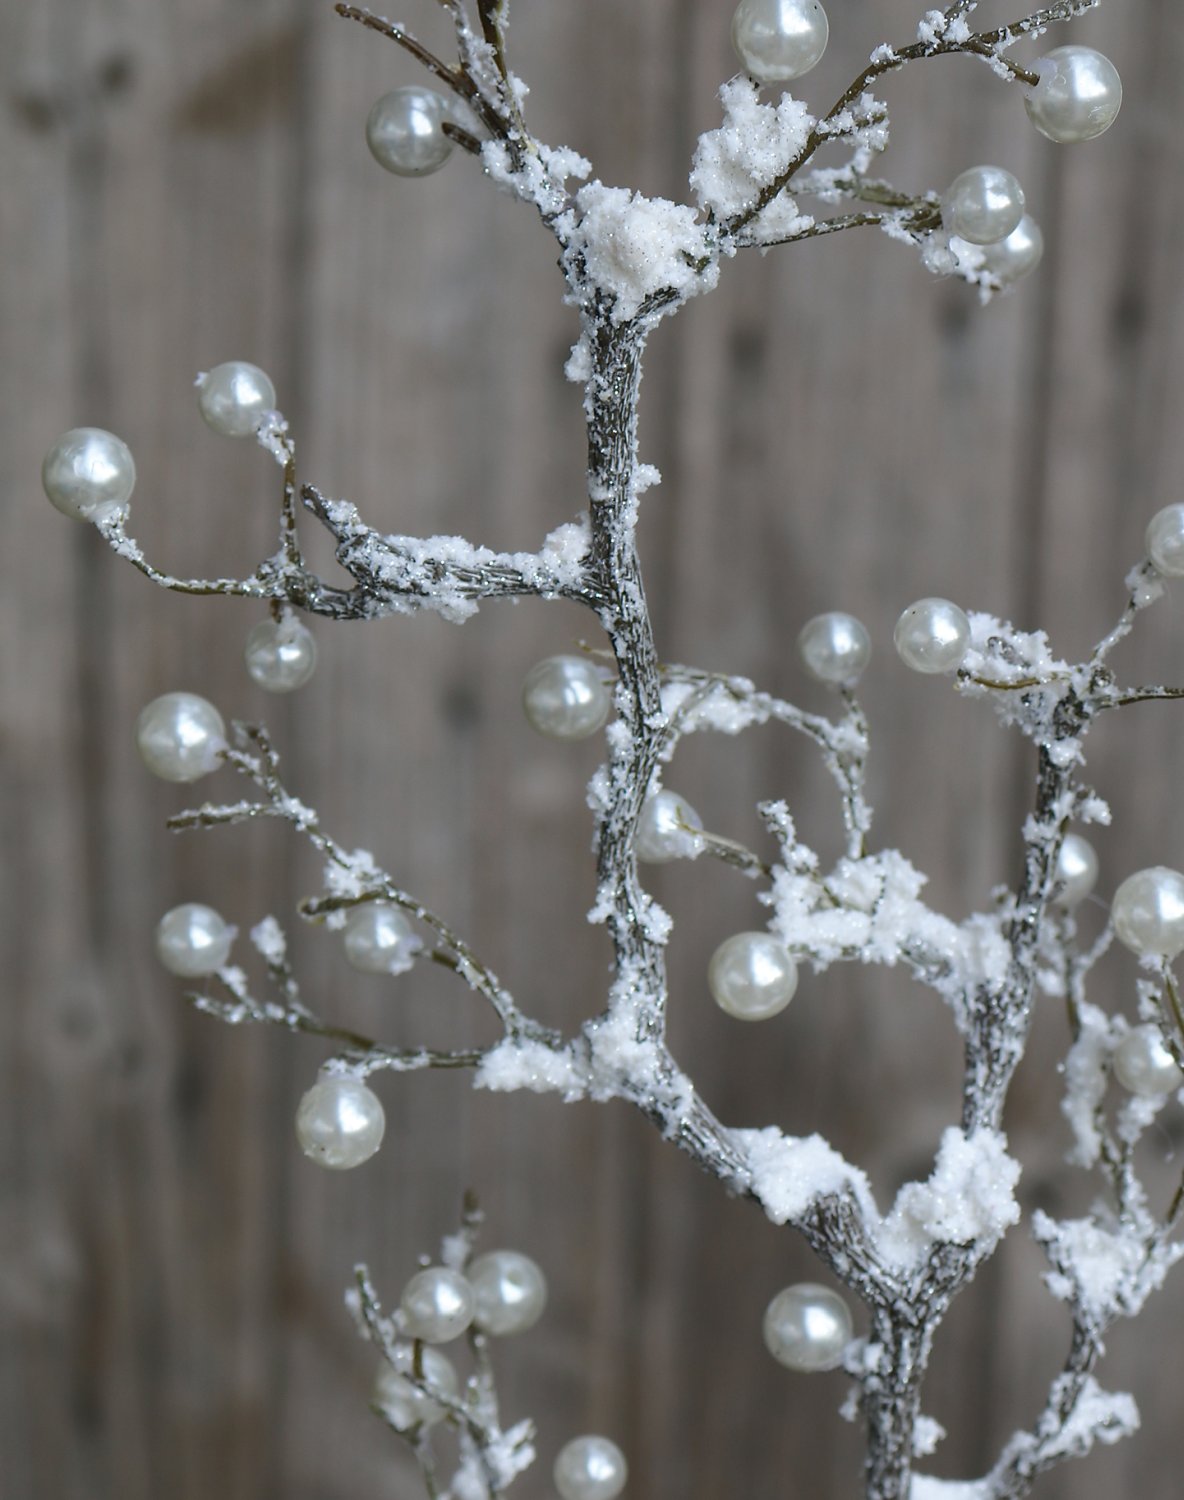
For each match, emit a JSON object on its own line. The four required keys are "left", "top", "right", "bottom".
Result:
{"left": 880, "top": 1128, "right": 1021, "bottom": 1266}
{"left": 565, "top": 184, "right": 715, "bottom": 321}
{"left": 691, "top": 79, "right": 815, "bottom": 243}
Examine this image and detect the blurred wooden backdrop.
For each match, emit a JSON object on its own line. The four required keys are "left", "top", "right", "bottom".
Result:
{"left": 5, "top": 1, "right": 1184, "bottom": 1496}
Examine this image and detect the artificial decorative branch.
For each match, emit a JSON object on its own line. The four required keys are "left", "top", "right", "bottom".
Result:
{"left": 40, "top": 1, "right": 1181, "bottom": 1498}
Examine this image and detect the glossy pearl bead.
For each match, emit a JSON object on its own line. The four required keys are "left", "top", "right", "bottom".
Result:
{"left": 554, "top": 1436, "right": 628, "bottom": 1500}
{"left": 894, "top": 598, "right": 971, "bottom": 675}
{"left": 635, "top": 789, "right": 704, "bottom": 863}
{"left": 244, "top": 616, "right": 318, "bottom": 692}
{"left": 155, "top": 903, "right": 234, "bottom": 977}
{"left": 977, "top": 215, "right": 1044, "bottom": 285}
{"left": 1024, "top": 46, "right": 1122, "bottom": 143}
{"left": 522, "top": 655, "right": 610, "bottom": 740}
{"left": 797, "top": 611, "right": 871, "bottom": 686}
{"left": 366, "top": 87, "right": 454, "bottom": 177}
{"left": 1053, "top": 833, "right": 1099, "bottom": 910}
{"left": 708, "top": 932, "right": 798, "bottom": 1021}
{"left": 400, "top": 1268, "right": 475, "bottom": 1343}
{"left": 136, "top": 692, "right": 227, "bottom": 782}
{"left": 1113, "top": 1026, "right": 1184, "bottom": 1097}
{"left": 374, "top": 1346, "right": 458, "bottom": 1430}
{"left": 343, "top": 904, "right": 418, "bottom": 975}
{"left": 42, "top": 427, "right": 136, "bottom": 523}
{"left": 468, "top": 1250, "right": 548, "bottom": 1336}
{"left": 197, "top": 361, "right": 277, "bottom": 438}
{"left": 1146, "top": 505, "right": 1184, "bottom": 577}
{"left": 1112, "top": 867, "right": 1184, "bottom": 959}
{"left": 731, "top": 0, "right": 829, "bottom": 83}
{"left": 943, "top": 165, "right": 1025, "bottom": 246}
{"left": 763, "top": 1282, "right": 852, "bottom": 1371}
{"left": 295, "top": 1075, "right": 385, "bottom": 1169}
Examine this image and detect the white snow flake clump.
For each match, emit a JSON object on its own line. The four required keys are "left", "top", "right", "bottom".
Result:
{"left": 564, "top": 183, "right": 715, "bottom": 322}
{"left": 691, "top": 79, "right": 815, "bottom": 243}
{"left": 881, "top": 1127, "right": 1021, "bottom": 1266}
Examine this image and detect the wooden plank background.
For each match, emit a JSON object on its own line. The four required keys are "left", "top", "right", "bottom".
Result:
{"left": 4, "top": 1, "right": 1184, "bottom": 1496}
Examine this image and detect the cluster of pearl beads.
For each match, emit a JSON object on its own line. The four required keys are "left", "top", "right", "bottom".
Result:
{"left": 763, "top": 1282, "right": 853, "bottom": 1371}
{"left": 396, "top": 1252, "right": 548, "bottom": 1341}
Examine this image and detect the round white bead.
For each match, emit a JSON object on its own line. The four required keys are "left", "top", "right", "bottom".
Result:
{"left": 731, "top": 0, "right": 829, "bottom": 83}
{"left": 1052, "top": 833, "right": 1099, "bottom": 910}
{"left": 136, "top": 692, "right": 227, "bottom": 782}
{"left": 155, "top": 903, "right": 234, "bottom": 977}
{"left": 295, "top": 1075, "right": 385, "bottom": 1169}
{"left": 197, "top": 361, "right": 277, "bottom": 438}
{"left": 374, "top": 1346, "right": 458, "bottom": 1430}
{"left": 635, "top": 789, "right": 704, "bottom": 864}
{"left": 400, "top": 1267, "right": 475, "bottom": 1344}
{"left": 343, "top": 904, "right": 419, "bottom": 976}
{"left": 1113, "top": 1026, "right": 1184, "bottom": 1097}
{"left": 797, "top": 611, "right": 871, "bottom": 686}
{"left": 522, "top": 655, "right": 610, "bottom": 740}
{"left": 1146, "top": 505, "right": 1184, "bottom": 578}
{"left": 943, "top": 165, "right": 1025, "bottom": 246}
{"left": 366, "top": 87, "right": 454, "bottom": 177}
{"left": 42, "top": 427, "right": 136, "bottom": 523}
{"left": 1024, "top": 46, "right": 1122, "bottom": 144}
{"left": 1112, "top": 867, "right": 1184, "bottom": 960}
{"left": 763, "top": 1282, "right": 852, "bottom": 1371}
{"left": 554, "top": 1435, "right": 628, "bottom": 1500}
{"left": 244, "top": 616, "right": 318, "bottom": 693}
{"left": 976, "top": 214, "right": 1044, "bottom": 285}
{"left": 893, "top": 598, "right": 971, "bottom": 675}
{"left": 708, "top": 932, "right": 798, "bottom": 1021}
{"left": 468, "top": 1250, "right": 548, "bottom": 1336}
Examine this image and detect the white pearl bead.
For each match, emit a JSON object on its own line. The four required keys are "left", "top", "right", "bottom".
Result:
{"left": 943, "top": 165, "right": 1025, "bottom": 246}
{"left": 155, "top": 903, "right": 234, "bottom": 977}
{"left": 731, "top": 0, "right": 829, "bottom": 83}
{"left": 366, "top": 87, "right": 454, "bottom": 177}
{"left": 343, "top": 904, "right": 419, "bottom": 975}
{"left": 797, "top": 611, "right": 871, "bottom": 686}
{"left": 1024, "top": 46, "right": 1122, "bottom": 144}
{"left": 42, "top": 427, "right": 136, "bottom": 523}
{"left": 976, "top": 214, "right": 1044, "bottom": 285}
{"left": 244, "top": 616, "right": 318, "bottom": 693}
{"left": 374, "top": 1346, "right": 459, "bottom": 1430}
{"left": 1146, "top": 505, "right": 1184, "bottom": 578}
{"left": 295, "top": 1075, "right": 385, "bottom": 1169}
{"left": 522, "top": 655, "right": 610, "bottom": 740}
{"left": 1053, "top": 833, "right": 1099, "bottom": 910}
{"left": 894, "top": 598, "right": 971, "bottom": 675}
{"left": 554, "top": 1436, "right": 628, "bottom": 1500}
{"left": 708, "top": 932, "right": 798, "bottom": 1020}
{"left": 468, "top": 1250, "right": 548, "bottom": 1336}
{"left": 400, "top": 1267, "right": 475, "bottom": 1343}
{"left": 763, "top": 1282, "right": 852, "bottom": 1371}
{"left": 1113, "top": 1026, "right": 1184, "bottom": 1097}
{"left": 635, "top": 789, "right": 704, "bottom": 864}
{"left": 136, "top": 692, "right": 227, "bottom": 782}
{"left": 197, "top": 361, "right": 277, "bottom": 438}
{"left": 1112, "top": 867, "right": 1184, "bottom": 960}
